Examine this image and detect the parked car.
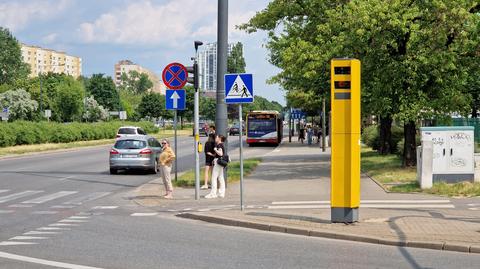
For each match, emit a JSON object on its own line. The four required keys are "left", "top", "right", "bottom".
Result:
{"left": 116, "top": 126, "right": 147, "bottom": 138}
{"left": 109, "top": 135, "right": 162, "bottom": 174}
{"left": 229, "top": 123, "right": 245, "bottom": 136}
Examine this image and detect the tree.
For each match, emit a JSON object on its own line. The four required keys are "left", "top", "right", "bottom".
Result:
{"left": 200, "top": 96, "right": 216, "bottom": 121}
{"left": 119, "top": 70, "right": 153, "bottom": 94}
{"left": 227, "top": 42, "right": 246, "bottom": 73}
{"left": 83, "top": 96, "right": 109, "bottom": 122}
{"left": 53, "top": 77, "right": 84, "bottom": 122}
{"left": 86, "top": 74, "right": 119, "bottom": 111}
{"left": 0, "top": 27, "right": 29, "bottom": 85}
{"left": 0, "top": 89, "right": 38, "bottom": 121}
{"left": 137, "top": 92, "right": 171, "bottom": 120}
{"left": 242, "top": 0, "right": 479, "bottom": 166}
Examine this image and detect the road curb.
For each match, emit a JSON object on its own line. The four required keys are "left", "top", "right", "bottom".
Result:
{"left": 177, "top": 212, "right": 479, "bottom": 254}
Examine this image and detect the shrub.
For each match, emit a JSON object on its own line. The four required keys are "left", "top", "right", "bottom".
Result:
{"left": 0, "top": 121, "right": 159, "bottom": 147}
{"left": 362, "top": 125, "right": 379, "bottom": 148}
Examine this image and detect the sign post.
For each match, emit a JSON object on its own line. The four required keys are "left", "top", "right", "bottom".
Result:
{"left": 330, "top": 58, "right": 361, "bottom": 223}
{"left": 165, "top": 88, "right": 187, "bottom": 183}
{"left": 225, "top": 73, "right": 254, "bottom": 211}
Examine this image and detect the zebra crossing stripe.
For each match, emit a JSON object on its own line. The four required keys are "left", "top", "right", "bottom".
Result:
{"left": 0, "top": 210, "right": 14, "bottom": 214}
{"left": 0, "top": 189, "right": 9, "bottom": 194}
{"left": 10, "top": 236, "right": 47, "bottom": 240}
{"left": 0, "top": 191, "right": 44, "bottom": 203}
{"left": 22, "top": 191, "right": 77, "bottom": 204}
{"left": 0, "top": 241, "right": 38, "bottom": 246}
{"left": 23, "top": 231, "right": 58, "bottom": 235}
{"left": 63, "top": 192, "right": 111, "bottom": 205}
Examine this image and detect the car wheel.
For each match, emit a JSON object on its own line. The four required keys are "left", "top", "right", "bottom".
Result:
{"left": 150, "top": 160, "right": 158, "bottom": 174}
{"left": 110, "top": 168, "right": 118, "bottom": 175}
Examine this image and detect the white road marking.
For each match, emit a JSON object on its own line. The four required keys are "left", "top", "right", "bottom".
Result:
{"left": 0, "top": 189, "right": 9, "bottom": 194}
{"left": 0, "top": 250, "right": 104, "bottom": 269}
{"left": 130, "top": 213, "right": 158, "bottom": 217}
{"left": 24, "top": 231, "right": 58, "bottom": 235}
{"left": 51, "top": 205, "right": 76, "bottom": 209}
{"left": 267, "top": 204, "right": 455, "bottom": 209}
{"left": 0, "top": 241, "right": 38, "bottom": 246}
{"left": 69, "top": 216, "right": 90, "bottom": 219}
{"left": 22, "top": 191, "right": 77, "bottom": 204}
{"left": 91, "top": 206, "right": 118, "bottom": 210}
{"left": 32, "top": 211, "right": 58, "bottom": 215}
{"left": 183, "top": 208, "right": 192, "bottom": 211}
{"left": 10, "top": 236, "right": 47, "bottom": 240}
{"left": 0, "top": 210, "right": 14, "bottom": 214}
{"left": 58, "top": 175, "right": 75, "bottom": 181}
{"left": 63, "top": 192, "right": 111, "bottom": 205}
{"left": 271, "top": 200, "right": 451, "bottom": 205}
{"left": 0, "top": 191, "right": 44, "bottom": 203}
{"left": 468, "top": 207, "right": 479, "bottom": 210}
{"left": 197, "top": 209, "right": 211, "bottom": 212}
{"left": 467, "top": 203, "right": 480, "bottom": 207}
{"left": 49, "top": 223, "right": 79, "bottom": 227}
{"left": 8, "top": 204, "right": 34, "bottom": 208}
{"left": 37, "top": 227, "right": 70, "bottom": 231}
{"left": 59, "top": 219, "right": 87, "bottom": 223}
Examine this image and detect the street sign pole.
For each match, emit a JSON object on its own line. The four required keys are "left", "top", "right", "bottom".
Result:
{"left": 289, "top": 107, "right": 292, "bottom": 143}
{"left": 193, "top": 57, "right": 200, "bottom": 201}
{"left": 239, "top": 104, "right": 244, "bottom": 211}
{"left": 322, "top": 97, "right": 326, "bottom": 152}
{"left": 174, "top": 109, "right": 178, "bottom": 182}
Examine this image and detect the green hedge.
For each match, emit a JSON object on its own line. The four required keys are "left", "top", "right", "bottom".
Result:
{"left": 0, "top": 121, "right": 159, "bottom": 147}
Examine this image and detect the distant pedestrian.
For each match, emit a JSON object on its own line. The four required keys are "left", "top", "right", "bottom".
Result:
{"left": 307, "top": 126, "right": 313, "bottom": 145}
{"left": 202, "top": 133, "right": 216, "bottom": 189}
{"left": 298, "top": 125, "right": 305, "bottom": 144}
{"left": 159, "top": 139, "right": 176, "bottom": 199}
{"left": 205, "top": 135, "right": 226, "bottom": 199}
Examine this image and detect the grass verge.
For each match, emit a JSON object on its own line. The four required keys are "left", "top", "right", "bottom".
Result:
{"left": 174, "top": 158, "right": 263, "bottom": 187}
{"left": 157, "top": 128, "right": 192, "bottom": 137}
{"left": 362, "top": 147, "right": 480, "bottom": 197}
{"left": 0, "top": 139, "right": 115, "bottom": 157}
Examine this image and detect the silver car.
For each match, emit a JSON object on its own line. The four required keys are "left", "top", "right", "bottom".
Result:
{"left": 109, "top": 135, "right": 162, "bottom": 174}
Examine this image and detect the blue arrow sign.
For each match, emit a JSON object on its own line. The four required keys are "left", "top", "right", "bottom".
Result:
{"left": 225, "top": 73, "right": 254, "bottom": 104}
{"left": 166, "top": 89, "right": 186, "bottom": 110}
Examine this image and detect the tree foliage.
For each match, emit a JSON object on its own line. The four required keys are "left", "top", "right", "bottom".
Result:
{"left": 86, "top": 74, "right": 119, "bottom": 111}
{"left": 0, "top": 27, "right": 29, "bottom": 85}
{"left": 53, "top": 77, "right": 85, "bottom": 122}
{"left": 0, "top": 89, "right": 38, "bottom": 121}
{"left": 227, "top": 42, "right": 246, "bottom": 73}
{"left": 119, "top": 70, "right": 154, "bottom": 94}
{"left": 83, "top": 96, "right": 109, "bottom": 122}
{"left": 137, "top": 92, "right": 170, "bottom": 120}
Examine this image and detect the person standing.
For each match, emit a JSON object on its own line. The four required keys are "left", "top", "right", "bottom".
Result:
{"left": 202, "top": 133, "right": 216, "bottom": 189}
{"left": 298, "top": 125, "right": 305, "bottom": 144}
{"left": 205, "top": 135, "right": 226, "bottom": 199}
{"left": 307, "top": 125, "right": 313, "bottom": 145}
{"left": 159, "top": 139, "right": 176, "bottom": 199}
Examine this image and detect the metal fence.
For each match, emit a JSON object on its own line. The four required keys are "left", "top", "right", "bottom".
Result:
{"left": 451, "top": 118, "right": 480, "bottom": 143}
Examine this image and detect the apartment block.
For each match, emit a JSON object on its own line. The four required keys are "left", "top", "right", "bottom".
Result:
{"left": 21, "top": 44, "right": 82, "bottom": 78}
{"left": 114, "top": 60, "right": 166, "bottom": 95}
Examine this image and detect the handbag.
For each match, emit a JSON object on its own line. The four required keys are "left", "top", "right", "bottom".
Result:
{"left": 217, "top": 154, "right": 230, "bottom": 167}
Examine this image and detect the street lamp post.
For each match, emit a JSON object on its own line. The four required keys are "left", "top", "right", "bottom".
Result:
{"left": 193, "top": 40, "right": 203, "bottom": 200}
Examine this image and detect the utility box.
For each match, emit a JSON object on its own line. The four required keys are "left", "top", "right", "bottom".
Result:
{"left": 420, "top": 126, "right": 475, "bottom": 183}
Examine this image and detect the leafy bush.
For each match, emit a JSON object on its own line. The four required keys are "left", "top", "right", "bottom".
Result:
{"left": 362, "top": 125, "right": 379, "bottom": 148}
{"left": 362, "top": 124, "right": 404, "bottom": 153}
{"left": 0, "top": 121, "right": 159, "bottom": 147}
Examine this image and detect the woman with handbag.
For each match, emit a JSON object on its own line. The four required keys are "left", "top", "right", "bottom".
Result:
{"left": 205, "top": 135, "right": 226, "bottom": 199}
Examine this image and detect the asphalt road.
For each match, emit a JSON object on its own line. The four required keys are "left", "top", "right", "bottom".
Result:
{"left": 0, "top": 135, "right": 479, "bottom": 268}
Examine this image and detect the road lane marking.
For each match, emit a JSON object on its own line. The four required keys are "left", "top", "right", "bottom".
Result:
{"left": 271, "top": 200, "right": 451, "bottom": 205}
{"left": 58, "top": 175, "right": 75, "bottom": 181}
{"left": 0, "top": 191, "right": 44, "bottom": 203}
{"left": 0, "top": 210, "right": 14, "bottom": 213}
{"left": 51, "top": 205, "right": 76, "bottom": 209}
{"left": 92, "top": 206, "right": 118, "bottom": 209}
{"left": 59, "top": 219, "right": 87, "bottom": 223}
{"left": 468, "top": 207, "right": 479, "bottom": 210}
{"left": 130, "top": 213, "right": 158, "bottom": 216}
{"left": 63, "top": 192, "right": 111, "bottom": 205}
{"left": 0, "top": 250, "right": 104, "bottom": 269}
{"left": 22, "top": 191, "right": 77, "bottom": 204}
{"left": 32, "top": 211, "right": 58, "bottom": 215}
{"left": 0, "top": 189, "right": 9, "bottom": 194}
{"left": 10, "top": 236, "right": 47, "bottom": 240}
{"left": 0, "top": 241, "right": 38, "bottom": 246}
{"left": 267, "top": 204, "right": 455, "bottom": 209}
{"left": 49, "top": 223, "right": 79, "bottom": 227}
{"left": 8, "top": 204, "right": 34, "bottom": 208}
{"left": 24, "top": 231, "right": 58, "bottom": 235}
{"left": 37, "top": 227, "right": 70, "bottom": 231}
{"left": 69, "top": 216, "right": 90, "bottom": 219}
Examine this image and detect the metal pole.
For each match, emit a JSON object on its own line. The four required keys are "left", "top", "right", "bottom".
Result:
{"left": 239, "top": 104, "right": 244, "bottom": 211}
{"left": 216, "top": 0, "right": 228, "bottom": 148}
{"left": 288, "top": 107, "right": 292, "bottom": 143}
{"left": 322, "top": 98, "right": 326, "bottom": 152}
{"left": 174, "top": 109, "right": 178, "bottom": 181}
{"left": 194, "top": 58, "right": 200, "bottom": 200}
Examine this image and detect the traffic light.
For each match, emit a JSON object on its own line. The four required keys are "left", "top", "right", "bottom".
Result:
{"left": 187, "top": 62, "right": 199, "bottom": 90}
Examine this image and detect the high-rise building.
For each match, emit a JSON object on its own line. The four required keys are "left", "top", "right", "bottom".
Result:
{"left": 114, "top": 60, "right": 166, "bottom": 95}
{"left": 198, "top": 42, "right": 234, "bottom": 92}
{"left": 21, "top": 44, "right": 82, "bottom": 78}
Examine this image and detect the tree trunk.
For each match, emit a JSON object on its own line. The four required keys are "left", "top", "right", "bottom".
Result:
{"left": 378, "top": 115, "right": 393, "bottom": 154}
{"left": 403, "top": 121, "right": 417, "bottom": 167}
{"left": 472, "top": 105, "right": 478, "bottom": 118}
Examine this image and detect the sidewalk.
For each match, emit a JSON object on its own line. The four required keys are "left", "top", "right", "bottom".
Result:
{"left": 133, "top": 139, "right": 480, "bottom": 253}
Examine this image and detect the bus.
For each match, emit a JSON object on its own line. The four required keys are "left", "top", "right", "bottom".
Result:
{"left": 246, "top": 111, "right": 283, "bottom": 146}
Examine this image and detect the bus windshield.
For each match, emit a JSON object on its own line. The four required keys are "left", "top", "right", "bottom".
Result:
{"left": 248, "top": 119, "right": 276, "bottom": 132}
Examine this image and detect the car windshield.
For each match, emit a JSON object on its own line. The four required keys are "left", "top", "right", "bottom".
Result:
{"left": 114, "top": 140, "right": 146, "bottom": 149}
{"left": 118, "top": 128, "right": 137, "bottom": 135}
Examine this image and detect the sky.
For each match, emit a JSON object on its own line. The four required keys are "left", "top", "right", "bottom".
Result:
{"left": 0, "top": 0, "right": 285, "bottom": 105}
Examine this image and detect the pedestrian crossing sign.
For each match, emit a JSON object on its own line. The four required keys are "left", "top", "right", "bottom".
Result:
{"left": 224, "top": 73, "right": 254, "bottom": 104}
